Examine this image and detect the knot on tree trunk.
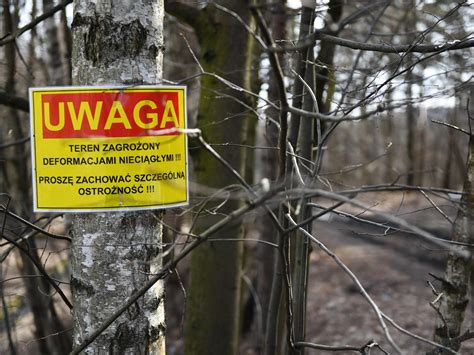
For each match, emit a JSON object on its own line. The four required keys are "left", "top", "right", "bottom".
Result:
{"left": 72, "top": 13, "right": 156, "bottom": 66}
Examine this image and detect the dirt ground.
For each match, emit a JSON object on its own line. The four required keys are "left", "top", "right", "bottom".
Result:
{"left": 1, "top": 192, "right": 474, "bottom": 354}
{"left": 167, "top": 191, "right": 474, "bottom": 354}
{"left": 303, "top": 218, "right": 473, "bottom": 354}
{"left": 282, "top": 191, "right": 473, "bottom": 354}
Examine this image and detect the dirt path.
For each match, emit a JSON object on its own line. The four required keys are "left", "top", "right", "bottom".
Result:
{"left": 305, "top": 216, "right": 473, "bottom": 354}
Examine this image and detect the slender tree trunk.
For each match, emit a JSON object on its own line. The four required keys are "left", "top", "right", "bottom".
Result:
{"left": 442, "top": 124, "right": 454, "bottom": 189}
{"left": 2, "top": 1, "right": 71, "bottom": 353}
{"left": 416, "top": 109, "right": 426, "bottom": 186}
{"left": 314, "top": 0, "right": 343, "bottom": 115}
{"left": 253, "top": 1, "right": 286, "bottom": 348}
{"left": 290, "top": 34, "right": 316, "bottom": 355}
{"left": 0, "top": 262, "right": 16, "bottom": 355}
{"left": 265, "top": 4, "right": 315, "bottom": 355}
{"left": 60, "top": 6, "right": 73, "bottom": 85}
{"left": 442, "top": 99, "right": 460, "bottom": 189}
{"left": 2, "top": 0, "right": 27, "bottom": 214}
{"left": 405, "top": 2, "right": 417, "bottom": 186}
{"left": 384, "top": 83, "right": 395, "bottom": 182}
{"left": 43, "top": 0, "right": 65, "bottom": 85}
{"left": 27, "top": 0, "right": 38, "bottom": 89}
{"left": 70, "top": 1, "right": 165, "bottom": 353}
{"left": 428, "top": 90, "right": 473, "bottom": 355}
{"left": 406, "top": 74, "right": 416, "bottom": 186}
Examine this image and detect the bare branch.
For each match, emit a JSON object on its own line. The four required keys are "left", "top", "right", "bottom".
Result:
{"left": 268, "top": 32, "right": 474, "bottom": 54}
{"left": 0, "top": 91, "right": 29, "bottom": 111}
{"left": 0, "top": 205, "right": 72, "bottom": 242}
{"left": 284, "top": 189, "right": 472, "bottom": 250}
{"left": 314, "top": 33, "right": 474, "bottom": 54}
{"left": 0, "top": 0, "right": 73, "bottom": 47}
{"left": 431, "top": 119, "right": 471, "bottom": 135}
{"left": 295, "top": 340, "right": 383, "bottom": 353}
{"left": 382, "top": 313, "right": 456, "bottom": 354}
{"left": 419, "top": 190, "right": 454, "bottom": 225}
{"left": 0, "top": 136, "right": 30, "bottom": 149}
{"left": 212, "top": 3, "right": 266, "bottom": 49}
{"left": 0, "top": 232, "right": 72, "bottom": 309}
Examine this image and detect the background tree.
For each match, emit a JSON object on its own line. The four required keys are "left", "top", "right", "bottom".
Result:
{"left": 1, "top": 1, "right": 71, "bottom": 354}
{"left": 166, "top": 2, "right": 257, "bottom": 353}
{"left": 429, "top": 87, "right": 473, "bottom": 354}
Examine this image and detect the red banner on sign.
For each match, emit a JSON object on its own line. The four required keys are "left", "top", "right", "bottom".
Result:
{"left": 40, "top": 91, "right": 181, "bottom": 138}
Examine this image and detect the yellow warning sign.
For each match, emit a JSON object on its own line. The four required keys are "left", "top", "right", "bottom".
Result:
{"left": 29, "top": 86, "right": 188, "bottom": 212}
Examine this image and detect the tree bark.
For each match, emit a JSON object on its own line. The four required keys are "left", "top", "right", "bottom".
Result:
{"left": 43, "top": 0, "right": 65, "bottom": 85}
{"left": 60, "top": 6, "right": 73, "bottom": 85}
{"left": 314, "top": 0, "right": 343, "bottom": 115}
{"left": 405, "top": 1, "right": 417, "bottom": 186}
{"left": 253, "top": 1, "right": 286, "bottom": 350}
{"left": 70, "top": 1, "right": 165, "bottom": 353}
{"left": 174, "top": 3, "right": 253, "bottom": 354}
{"left": 265, "top": 5, "right": 315, "bottom": 355}
{"left": 2, "top": 1, "right": 72, "bottom": 353}
{"left": 428, "top": 90, "right": 473, "bottom": 354}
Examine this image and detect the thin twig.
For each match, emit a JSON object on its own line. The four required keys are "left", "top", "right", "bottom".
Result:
{"left": 268, "top": 29, "right": 473, "bottom": 54}
{"left": 212, "top": 2, "right": 266, "bottom": 49}
{"left": 382, "top": 313, "right": 456, "bottom": 354}
{"left": 419, "top": 190, "right": 454, "bottom": 225}
{"left": 0, "top": 0, "right": 73, "bottom": 47}
{"left": 295, "top": 340, "right": 385, "bottom": 354}
{"left": 285, "top": 189, "right": 472, "bottom": 250}
{"left": 431, "top": 119, "right": 470, "bottom": 135}
{"left": 0, "top": 136, "right": 30, "bottom": 149}
{"left": 1, "top": 233, "right": 72, "bottom": 309}
{"left": 287, "top": 143, "right": 305, "bottom": 186}
{"left": 0, "top": 206, "right": 71, "bottom": 242}
{"left": 196, "top": 134, "right": 283, "bottom": 232}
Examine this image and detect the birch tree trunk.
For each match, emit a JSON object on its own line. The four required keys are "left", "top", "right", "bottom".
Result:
{"left": 70, "top": 1, "right": 165, "bottom": 353}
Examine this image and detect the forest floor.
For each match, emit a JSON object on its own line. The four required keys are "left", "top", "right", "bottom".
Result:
{"left": 167, "top": 190, "right": 474, "bottom": 354}
{"left": 259, "top": 191, "right": 473, "bottom": 355}
{"left": 1, "top": 191, "right": 474, "bottom": 354}
{"left": 300, "top": 217, "right": 474, "bottom": 354}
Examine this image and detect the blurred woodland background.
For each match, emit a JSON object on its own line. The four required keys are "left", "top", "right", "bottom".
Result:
{"left": 0, "top": 0, "right": 473, "bottom": 354}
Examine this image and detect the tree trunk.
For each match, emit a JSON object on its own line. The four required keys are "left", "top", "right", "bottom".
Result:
{"left": 314, "top": 0, "right": 343, "bottom": 115}
{"left": 405, "top": 2, "right": 417, "bottom": 186}
{"left": 265, "top": 4, "right": 315, "bottom": 354}
{"left": 290, "top": 32, "right": 316, "bottom": 355}
{"left": 60, "top": 6, "right": 73, "bottom": 85}
{"left": 2, "top": 1, "right": 72, "bottom": 353}
{"left": 428, "top": 90, "right": 473, "bottom": 355}
{"left": 179, "top": 3, "right": 253, "bottom": 354}
{"left": 43, "top": 0, "right": 65, "bottom": 85}
{"left": 252, "top": 1, "right": 286, "bottom": 349}
{"left": 406, "top": 72, "right": 416, "bottom": 186}
{"left": 70, "top": 1, "right": 165, "bottom": 353}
